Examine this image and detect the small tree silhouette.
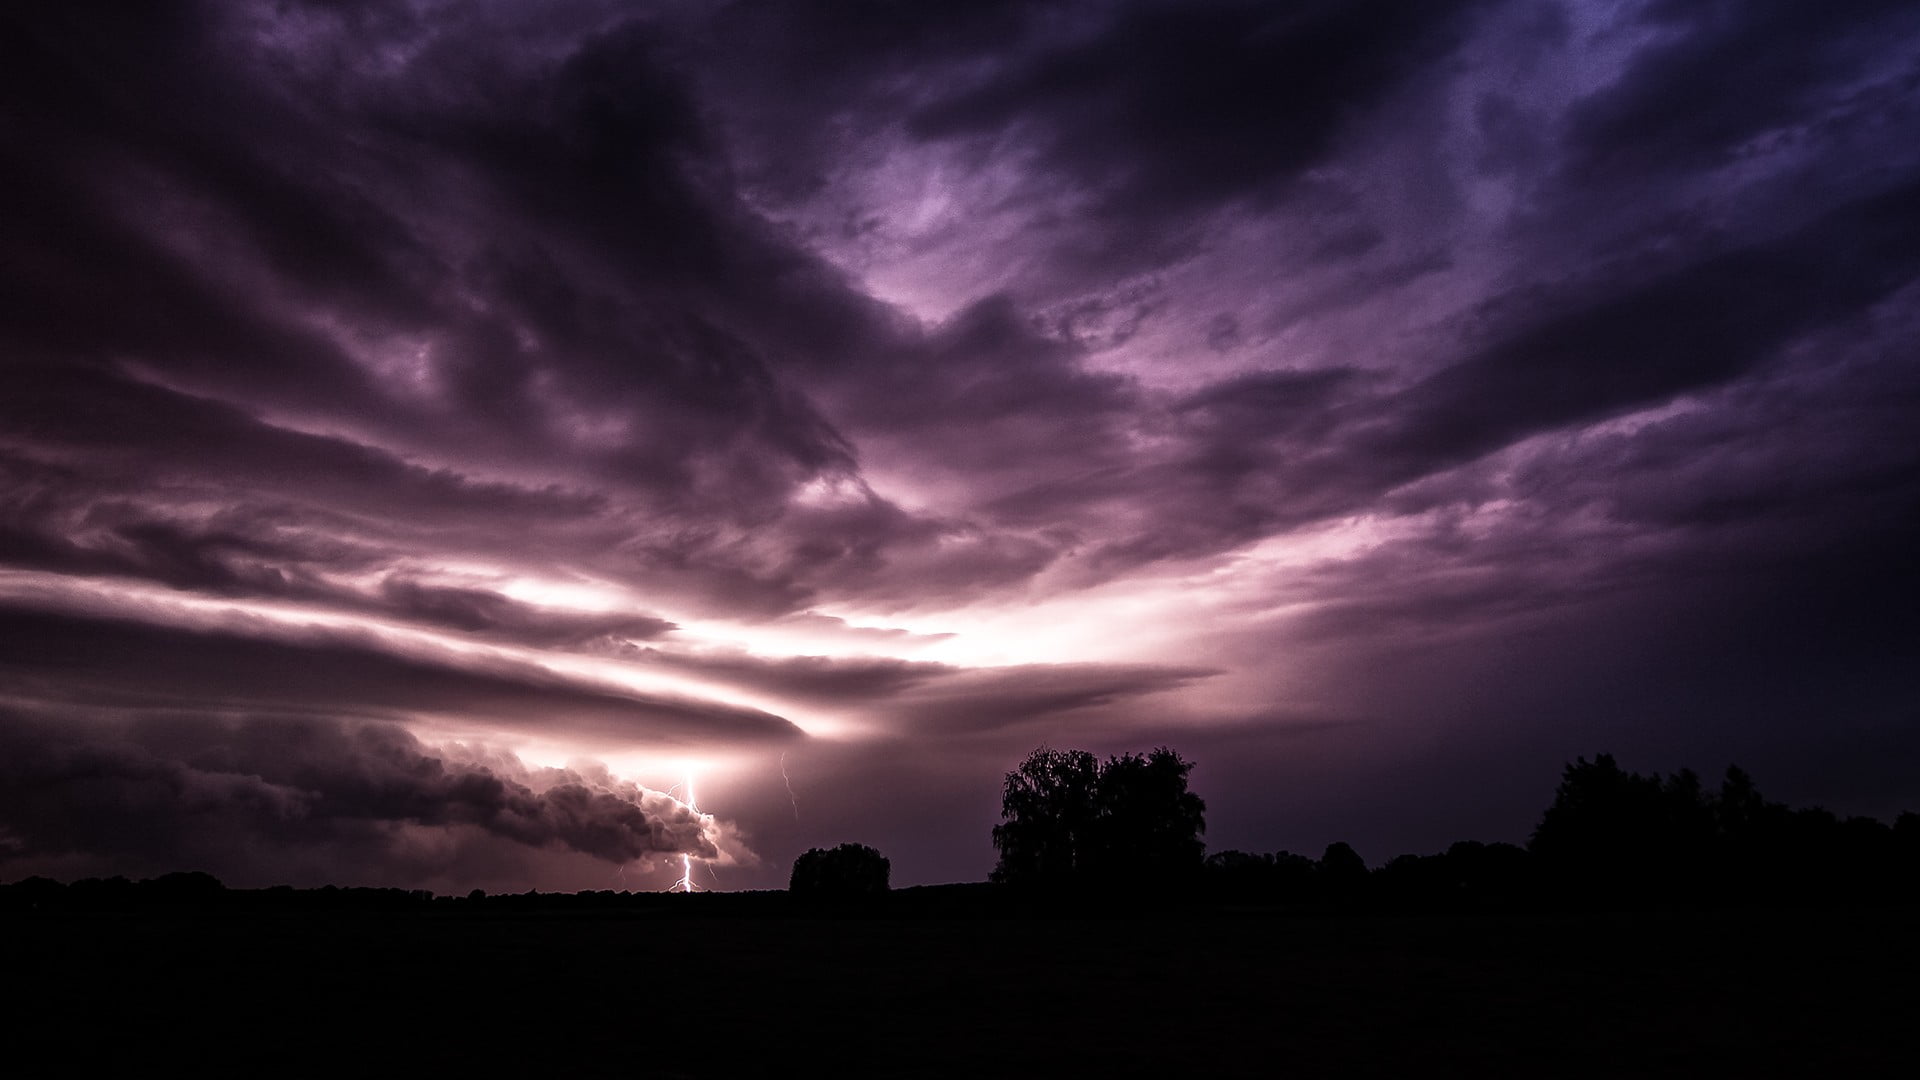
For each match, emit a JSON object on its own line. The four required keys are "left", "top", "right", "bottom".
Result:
{"left": 1318, "top": 841, "right": 1368, "bottom": 906}
{"left": 789, "top": 843, "right": 891, "bottom": 896}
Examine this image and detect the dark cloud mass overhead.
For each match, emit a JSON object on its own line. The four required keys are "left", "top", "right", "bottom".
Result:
{"left": 2, "top": 0, "right": 1917, "bottom": 889}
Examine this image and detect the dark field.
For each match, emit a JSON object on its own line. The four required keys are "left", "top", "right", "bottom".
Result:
{"left": 5, "top": 902, "right": 1915, "bottom": 1077}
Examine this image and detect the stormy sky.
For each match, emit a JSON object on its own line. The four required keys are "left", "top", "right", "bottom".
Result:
{"left": 3, "top": 0, "right": 1918, "bottom": 892}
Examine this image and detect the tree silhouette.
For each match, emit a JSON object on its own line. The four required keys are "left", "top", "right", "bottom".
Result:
{"left": 991, "top": 745, "right": 1205, "bottom": 890}
{"left": 1318, "top": 841, "right": 1369, "bottom": 906}
{"left": 1530, "top": 753, "right": 1719, "bottom": 900}
{"left": 990, "top": 747, "right": 1100, "bottom": 885}
{"left": 1521, "top": 753, "right": 1920, "bottom": 905}
{"left": 789, "top": 842, "right": 890, "bottom": 896}
{"left": 1094, "top": 748, "right": 1209, "bottom": 879}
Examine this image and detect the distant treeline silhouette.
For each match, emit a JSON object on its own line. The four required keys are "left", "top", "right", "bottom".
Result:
{"left": 0, "top": 872, "right": 811, "bottom": 915}
{"left": 1205, "top": 754, "right": 1920, "bottom": 911}
{"left": 5, "top": 753, "right": 1916, "bottom": 913}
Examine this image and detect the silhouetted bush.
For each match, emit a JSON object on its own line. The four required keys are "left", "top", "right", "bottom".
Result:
{"left": 1317, "top": 841, "right": 1369, "bottom": 906}
{"left": 790, "top": 843, "right": 890, "bottom": 897}
{"left": 1203, "top": 849, "right": 1325, "bottom": 906}
{"left": 66, "top": 876, "right": 136, "bottom": 911}
{"left": 1370, "top": 842, "right": 1535, "bottom": 912}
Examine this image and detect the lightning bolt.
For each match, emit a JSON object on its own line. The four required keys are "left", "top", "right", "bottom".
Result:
{"left": 667, "top": 775, "right": 696, "bottom": 813}
{"left": 780, "top": 752, "right": 800, "bottom": 821}
{"left": 666, "top": 772, "right": 706, "bottom": 893}
{"left": 670, "top": 852, "right": 700, "bottom": 893}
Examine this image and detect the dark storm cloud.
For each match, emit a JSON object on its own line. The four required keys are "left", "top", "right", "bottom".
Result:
{"left": 703, "top": 0, "right": 1499, "bottom": 296}
{"left": 1032, "top": 176, "right": 1920, "bottom": 579}
{"left": 1174, "top": 368, "right": 1361, "bottom": 443}
{"left": 833, "top": 297, "right": 1134, "bottom": 447}
{"left": 0, "top": 709, "right": 720, "bottom": 877}
{"left": 0, "top": 447, "right": 689, "bottom": 652}
{"left": 666, "top": 0, "right": 1920, "bottom": 594}
{"left": 692, "top": 0, "right": 1047, "bottom": 197}
{"left": 628, "top": 647, "right": 952, "bottom": 707}
{"left": 1, "top": 0, "right": 895, "bottom": 637}
{"left": 376, "top": 578, "right": 676, "bottom": 647}
{"left": 0, "top": 450, "right": 360, "bottom": 596}
{"left": 0, "top": 3, "right": 421, "bottom": 407}
{"left": 1567, "top": 0, "right": 1920, "bottom": 179}
{"left": 1368, "top": 178, "right": 1920, "bottom": 480}
{"left": 906, "top": 0, "right": 1492, "bottom": 223}
{"left": 0, "top": 606, "right": 799, "bottom": 747}
{"left": 0, "top": 2, "right": 1138, "bottom": 624}
{"left": 1237, "top": 350, "right": 1920, "bottom": 658}
{"left": 1, "top": 1, "right": 859, "bottom": 513}
{"left": 885, "top": 663, "right": 1220, "bottom": 737}
{"left": 811, "top": 297, "right": 1151, "bottom": 544}
{"left": 618, "top": 648, "right": 1215, "bottom": 729}
{"left": 1500, "top": 304, "right": 1920, "bottom": 536}
{"left": 3, "top": 0, "right": 1193, "bottom": 623}
{"left": 0, "top": 364, "right": 608, "bottom": 535}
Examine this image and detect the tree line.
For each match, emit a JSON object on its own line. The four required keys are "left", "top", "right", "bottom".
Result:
{"left": 983, "top": 747, "right": 1920, "bottom": 911}
{"left": 7, "top": 749, "right": 1917, "bottom": 912}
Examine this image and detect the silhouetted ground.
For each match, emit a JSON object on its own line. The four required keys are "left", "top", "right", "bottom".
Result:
{"left": 5, "top": 898, "right": 1913, "bottom": 1077}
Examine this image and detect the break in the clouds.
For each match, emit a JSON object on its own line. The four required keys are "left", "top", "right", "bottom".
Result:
{"left": 2, "top": 0, "right": 1917, "bottom": 889}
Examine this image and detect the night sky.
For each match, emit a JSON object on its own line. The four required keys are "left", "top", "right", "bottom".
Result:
{"left": 4, "top": 0, "right": 1918, "bottom": 893}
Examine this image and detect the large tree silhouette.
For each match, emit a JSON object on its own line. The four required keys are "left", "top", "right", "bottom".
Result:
{"left": 991, "top": 746, "right": 1205, "bottom": 889}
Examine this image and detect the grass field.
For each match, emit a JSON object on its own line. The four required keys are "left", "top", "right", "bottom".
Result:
{"left": 5, "top": 903, "right": 1914, "bottom": 1076}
